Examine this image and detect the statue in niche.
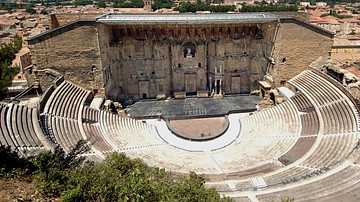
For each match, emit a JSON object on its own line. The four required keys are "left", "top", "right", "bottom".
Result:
{"left": 183, "top": 42, "right": 196, "bottom": 58}
{"left": 186, "top": 48, "right": 192, "bottom": 57}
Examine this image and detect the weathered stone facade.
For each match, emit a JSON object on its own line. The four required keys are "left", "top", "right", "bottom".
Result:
{"left": 268, "top": 19, "right": 334, "bottom": 86}
{"left": 28, "top": 21, "right": 104, "bottom": 93}
{"left": 99, "top": 22, "right": 277, "bottom": 100}
{"left": 27, "top": 14, "right": 334, "bottom": 101}
{"left": 50, "top": 13, "right": 104, "bottom": 29}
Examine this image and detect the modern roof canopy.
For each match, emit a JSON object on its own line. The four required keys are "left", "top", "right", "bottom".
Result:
{"left": 96, "top": 13, "right": 280, "bottom": 25}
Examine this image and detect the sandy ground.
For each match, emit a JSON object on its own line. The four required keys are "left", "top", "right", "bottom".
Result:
{"left": 169, "top": 117, "right": 226, "bottom": 137}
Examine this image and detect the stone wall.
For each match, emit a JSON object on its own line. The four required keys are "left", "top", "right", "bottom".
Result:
{"left": 28, "top": 21, "right": 104, "bottom": 94}
{"left": 27, "top": 17, "right": 334, "bottom": 101}
{"left": 269, "top": 18, "right": 333, "bottom": 85}
{"left": 98, "top": 23, "right": 276, "bottom": 100}
{"left": 50, "top": 13, "right": 105, "bottom": 29}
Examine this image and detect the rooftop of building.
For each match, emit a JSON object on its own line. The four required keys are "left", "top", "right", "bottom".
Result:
{"left": 96, "top": 13, "right": 280, "bottom": 24}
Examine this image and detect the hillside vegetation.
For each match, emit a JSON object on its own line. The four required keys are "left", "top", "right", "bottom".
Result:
{"left": 0, "top": 141, "right": 233, "bottom": 201}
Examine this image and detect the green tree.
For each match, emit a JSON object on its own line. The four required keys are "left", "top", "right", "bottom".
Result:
{"left": 0, "top": 35, "right": 21, "bottom": 100}
{"left": 74, "top": 0, "right": 93, "bottom": 5}
{"left": 33, "top": 140, "right": 90, "bottom": 197}
{"left": 25, "top": 6, "right": 36, "bottom": 14}
{"left": 152, "top": 0, "right": 173, "bottom": 11}
{"left": 0, "top": 139, "right": 234, "bottom": 201}
{"left": 113, "top": 0, "right": 144, "bottom": 8}
{"left": 60, "top": 152, "right": 233, "bottom": 201}
{"left": 97, "top": 0, "right": 106, "bottom": 8}
{"left": 0, "top": 145, "right": 35, "bottom": 178}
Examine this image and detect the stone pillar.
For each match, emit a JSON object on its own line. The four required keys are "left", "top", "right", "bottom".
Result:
{"left": 214, "top": 79, "right": 217, "bottom": 93}
{"left": 219, "top": 79, "right": 222, "bottom": 94}
{"left": 209, "top": 76, "right": 212, "bottom": 93}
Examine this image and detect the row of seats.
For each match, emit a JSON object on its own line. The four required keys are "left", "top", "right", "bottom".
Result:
{"left": 301, "top": 134, "right": 357, "bottom": 168}
{"left": 291, "top": 92, "right": 314, "bottom": 112}
{"left": 246, "top": 70, "right": 360, "bottom": 198}
{"left": 43, "top": 81, "right": 90, "bottom": 119}
{"left": 299, "top": 111, "right": 319, "bottom": 136}
{"left": 0, "top": 103, "right": 48, "bottom": 156}
{"left": 39, "top": 80, "right": 94, "bottom": 153}
{"left": 98, "top": 111, "right": 162, "bottom": 149}
{"left": 264, "top": 166, "right": 313, "bottom": 186}
{"left": 211, "top": 100, "right": 300, "bottom": 174}
{"left": 46, "top": 115, "right": 84, "bottom": 153}
{"left": 1, "top": 69, "right": 359, "bottom": 201}
{"left": 278, "top": 137, "right": 316, "bottom": 166}
{"left": 257, "top": 165, "right": 360, "bottom": 201}
{"left": 289, "top": 70, "right": 357, "bottom": 135}
{"left": 82, "top": 122, "right": 113, "bottom": 152}
{"left": 82, "top": 106, "right": 99, "bottom": 123}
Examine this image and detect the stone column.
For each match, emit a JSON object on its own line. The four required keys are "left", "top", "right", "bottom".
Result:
{"left": 214, "top": 79, "right": 217, "bottom": 94}
{"left": 209, "top": 76, "right": 212, "bottom": 93}
{"left": 219, "top": 79, "right": 222, "bottom": 94}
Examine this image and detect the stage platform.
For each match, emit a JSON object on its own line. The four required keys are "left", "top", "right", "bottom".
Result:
{"left": 126, "top": 95, "right": 259, "bottom": 119}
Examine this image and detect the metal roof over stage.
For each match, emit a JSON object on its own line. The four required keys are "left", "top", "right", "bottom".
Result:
{"left": 96, "top": 13, "right": 280, "bottom": 25}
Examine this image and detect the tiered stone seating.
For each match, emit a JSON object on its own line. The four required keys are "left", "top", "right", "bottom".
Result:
{"left": 278, "top": 137, "right": 316, "bottom": 166}
{"left": 82, "top": 122, "right": 113, "bottom": 152}
{"left": 210, "top": 100, "right": 300, "bottom": 174}
{"left": 311, "top": 175, "right": 360, "bottom": 202}
{"left": 287, "top": 70, "right": 358, "bottom": 169}
{"left": 291, "top": 92, "right": 314, "bottom": 112}
{"left": 299, "top": 111, "right": 319, "bottom": 136}
{"left": 98, "top": 111, "right": 163, "bottom": 149}
{"left": 257, "top": 165, "right": 360, "bottom": 202}
{"left": 0, "top": 103, "right": 51, "bottom": 155}
{"left": 264, "top": 166, "right": 312, "bottom": 186}
{"left": 41, "top": 80, "right": 92, "bottom": 153}
{"left": 82, "top": 106, "right": 99, "bottom": 123}
{"left": 47, "top": 116, "right": 84, "bottom": 153}
{"left": 289, "top": 70, "right": 357, "bottom": 135}
{"left": 301, "top": 134, "right": 357, "bottom": 168}
{"left": 123, "top": 145, "right": 220, "bottom": 174}
{"left": 3, "top": 69, "right": 359, "bottom": 200}
{"left": 43, "top": 81, "right": 91, "bottom": 119}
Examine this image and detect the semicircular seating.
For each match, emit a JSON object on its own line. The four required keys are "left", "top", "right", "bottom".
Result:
{"left": 1, "top": 69, "right": 359, "bottom": 201}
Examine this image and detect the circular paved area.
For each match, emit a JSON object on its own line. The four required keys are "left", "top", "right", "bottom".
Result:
{"left": 146, "top": 114, "right": 245, "bottom": 152}
{"left": 168, "top": 117, "right": 227, "bottom": 138}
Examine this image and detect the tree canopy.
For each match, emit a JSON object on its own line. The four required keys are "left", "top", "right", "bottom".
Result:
{"left": 174, "top": 2, "right": 236, "bottom": 13}
{"left": 112, "top": 0, "right": 144, "bottom": 8}
{"left": 0, "top": 35, "right": 21, "bottom": 100}
{"left": 240, "top": 3, "right": 298, "bottom": 12}
{"left": 152, "top": 0, "right": 174, "bottom": 11}
{"left": 0, "top": 141, "right": 233, "bottom": 201}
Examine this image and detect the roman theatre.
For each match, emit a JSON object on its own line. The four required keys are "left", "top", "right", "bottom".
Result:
{"left": 2, "top": 13, "right": 360, "bottom": 201}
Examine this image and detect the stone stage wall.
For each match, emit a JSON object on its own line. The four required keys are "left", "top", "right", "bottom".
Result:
{"left": 27, "top": 15, "right": 333, "bottom": 100}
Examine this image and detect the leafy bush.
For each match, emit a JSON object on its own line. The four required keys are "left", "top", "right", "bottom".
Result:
{"left": 97, "top": 0, "right": 106, "bottom": 8}
{"left": 113, "top": 0, "right": 144, "bottom": 8}
{"left": 174, "top": 3, "right": 235, "bottom": 13}
{"left": 74, "top": 0, "right": 93, "bottom": 6}
{"left": 0, "top": 140, "right": 232, "bottom": 201}
{"left": 152, "top": 0, "right": 173, "bottom": 11}
{"left": 240, "top": 3, "right": 298, "bottom": 12}
{"left": 0, "top": 145, "right": 35, "bottom": 178}
{"left": 0, "top": 35, "right": 21, "bottom": 100}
